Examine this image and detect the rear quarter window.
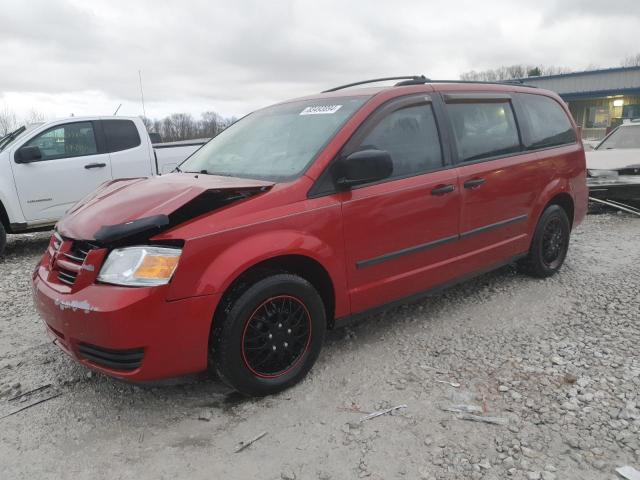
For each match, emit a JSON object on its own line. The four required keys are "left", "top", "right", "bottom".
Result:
{"left": 102, "top": 120, "right": 141, "bottom": 152}
{"left": 519, "top": 94, "right": 576, "bottom": 149}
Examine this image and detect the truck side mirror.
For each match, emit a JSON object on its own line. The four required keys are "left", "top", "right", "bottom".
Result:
{"left": 15, "top": 146, "right": 43, "bottom": 163}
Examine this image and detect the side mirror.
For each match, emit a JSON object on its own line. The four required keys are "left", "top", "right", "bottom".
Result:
{"left": 15, "top": 145, "right": 43, "bottom": 163}
{"left": 333, "top": 149, "right": 393, "bottom": 189}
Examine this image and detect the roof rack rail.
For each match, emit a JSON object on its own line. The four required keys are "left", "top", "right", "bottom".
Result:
{"left": 322, "top": 75, "right": 430, "bottom": 93}
{"left": 321, "top": 77, "right": 539, "bottom": 94}
{"left": 426, "top": 79, "right": 537, "bottom": 88}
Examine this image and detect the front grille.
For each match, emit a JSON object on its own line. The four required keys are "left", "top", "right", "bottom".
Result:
{"left": 77, "top": 343, "right": 144, "bottom": 371}
{"left": 50, "top": 236, "right": 98, "bottom": 286}
{"left": 618, "top": 167, "right": 640, "bottom": 176}
{"left": 57, "top": 269, "right": 77, "bottom": 285}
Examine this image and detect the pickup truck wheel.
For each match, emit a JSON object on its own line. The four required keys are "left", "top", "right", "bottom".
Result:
{"left": 0, "top": 223, "right": 6, "bottom": 256}
{"left": 518, "top": 204, "right": 570, "bottom": 278}
{"left": 212, "top": 274, "right": 326, "bottom": 396}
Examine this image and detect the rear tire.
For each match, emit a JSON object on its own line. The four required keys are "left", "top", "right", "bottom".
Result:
{"left": 211, "top": 274, "right": 326, "bottom": 396}
{"left": 518, "top": 204, "right": 570, "bottom": 278}
{"left": 0, "top": 223, "right": 6, "bottom": 257}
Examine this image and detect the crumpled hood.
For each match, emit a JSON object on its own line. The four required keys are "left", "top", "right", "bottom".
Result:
{"left": 57, "top": 173, "right": 274, "bottom": 242}
{"left": 586, "top": 149, "right": 640, "bottom": 170}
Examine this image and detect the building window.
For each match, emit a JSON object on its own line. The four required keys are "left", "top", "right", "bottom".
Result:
{"left": 586, "top": 106, "right": 610, "bottom": 128}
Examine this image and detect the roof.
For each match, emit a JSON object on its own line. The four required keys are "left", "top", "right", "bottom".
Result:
{"left": 520, "top": 66, "right": 640, "bottom": 100}
{"left": 518, "top": 65, "right": 640, "bottom": 82}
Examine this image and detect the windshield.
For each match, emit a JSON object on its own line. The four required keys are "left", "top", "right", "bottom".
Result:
{"left": 0, "top": 124, "right": 42, "bottom": 152}
{"left": 596, "top": 124, "right": 640, "bottom": 150}
{"left": 179, "top": 96, "right": 368, "bottom": 181}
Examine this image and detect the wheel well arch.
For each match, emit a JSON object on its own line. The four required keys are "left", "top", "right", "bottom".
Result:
{"left": 212, "top": 254, "right": 336, "bottom": 334}
{"left": 546, "top": 192, "right": 575, "bottom": 228}
{"left": 0, "top": 200, "right": 10, "bottom": 232}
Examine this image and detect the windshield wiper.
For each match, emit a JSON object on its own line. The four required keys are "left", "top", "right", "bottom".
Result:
{"left": 0, "top": 126, "right": 26, "bottom": 151}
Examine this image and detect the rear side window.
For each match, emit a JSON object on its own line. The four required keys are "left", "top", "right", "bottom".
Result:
{"left": 447, "top": 102, "right": 520, "bottom": 162}
{"left": 356, "top": 104, "right": 443, "bottom": 177}
{"left": 519, "top": 94, "right": 576, "bottom": 149}
{"left": 102, "top": 120, "right": 141, "bottom": 152}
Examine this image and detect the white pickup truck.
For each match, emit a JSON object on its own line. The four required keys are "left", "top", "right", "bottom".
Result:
{"left": 0, "top": 116, "right": 204, "bottom": 255}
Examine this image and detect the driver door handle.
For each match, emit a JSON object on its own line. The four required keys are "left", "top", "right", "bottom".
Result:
{"left": 84, "top": 163, "right": 106, "bottom": 169}
{"left": 431, "top": 184, "right": 456, "bottom": 196}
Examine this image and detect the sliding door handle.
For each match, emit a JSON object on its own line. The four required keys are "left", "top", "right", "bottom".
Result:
{"left": 431, "top": 184, "right": 455, "bottom": 196}
{"left": 464, "top": 178, "right": 485, "bottom": 189}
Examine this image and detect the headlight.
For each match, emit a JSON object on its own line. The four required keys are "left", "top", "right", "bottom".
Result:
{"left": 98, "top": 246, "right": 181, "bottom": 287}
{"left": 587, "top": 169, "right": 619, "bottom": 178}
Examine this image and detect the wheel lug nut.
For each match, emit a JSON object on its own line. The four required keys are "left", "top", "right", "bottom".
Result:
{"left": 278, "top": 323, "right": 282, "bottom": 328}
{"left": 284, "top": 342, "right": 288, "bottom": 348}
{"left": 287, "top": 329, "right": 291, "bottom": 334}
{"left": 272, "top": 345, "right": 277, "bottom": 351}
{"left": 268, "top": 334, "right": 273, "bottom": 339}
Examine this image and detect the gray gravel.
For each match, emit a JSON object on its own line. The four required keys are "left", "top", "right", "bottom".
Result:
{"left": 0, "top": 213, "right": 639, "bottom": 480}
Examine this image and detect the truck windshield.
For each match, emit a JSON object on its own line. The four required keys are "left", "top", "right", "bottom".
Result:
{"left": 596, "top": 124, "right": 640, "bottom": 150}
{"left": 0, "top": 124, "right": 42, "bottom": 152}
{"left": 178, "top": 96, "right": 368, "bottom": 181}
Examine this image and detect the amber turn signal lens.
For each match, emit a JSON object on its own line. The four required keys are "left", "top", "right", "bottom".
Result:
{"left": 134, "top": 255, "right": 180, "bottom": 280}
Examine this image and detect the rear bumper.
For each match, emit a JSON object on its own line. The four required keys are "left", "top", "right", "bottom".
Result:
{"left": 32, "top": 271, "right": 220, "bottom": 381}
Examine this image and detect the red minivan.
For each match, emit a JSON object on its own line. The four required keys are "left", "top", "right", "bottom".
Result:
{"left": 32, "top": 77, "right": 587, "bottom": 396}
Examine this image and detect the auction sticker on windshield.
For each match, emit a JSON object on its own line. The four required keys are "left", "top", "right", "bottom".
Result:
{"left": 300, "top": 105, "right": 342, "bottom": 115}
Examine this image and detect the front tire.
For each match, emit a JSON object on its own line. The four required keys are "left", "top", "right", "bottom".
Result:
{"left": 0, "top": 223, "right": 6, "bottom": 257}
{"left": 212, "top": 274, "right": 326, "bottom": 396}
{"left": 518, "top": 204, "right": 570, "bottom": 278}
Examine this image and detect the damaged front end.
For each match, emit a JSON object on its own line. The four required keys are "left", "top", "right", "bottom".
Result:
{"left": 587, "top": 168, "right": 640, "bottom": 216}
{"left": 33, "top": 173, "right": 273, "bottom": 380}
{"left": 39, "top": 173, "right": 274, "bottom": 292}
{"left": 588, "top": 167, "right": 640, "bottom": 203}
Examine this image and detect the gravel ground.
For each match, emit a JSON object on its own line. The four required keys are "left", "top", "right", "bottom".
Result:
{"left": 0, "top": 213, "right": 638, "bottom": 480}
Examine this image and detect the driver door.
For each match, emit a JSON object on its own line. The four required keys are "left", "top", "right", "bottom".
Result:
{"left": 11, "top": 121, "right": 112, "bottom": 222}
{"left": 338, "top": 95, "right": 462, "bottom": 313}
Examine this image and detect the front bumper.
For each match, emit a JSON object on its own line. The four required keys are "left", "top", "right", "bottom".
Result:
{"left": 588, "top": 176, "right": 640, "bottom": 202}
{"left": 33, "top": 268, "right": 220, "bottom": 381}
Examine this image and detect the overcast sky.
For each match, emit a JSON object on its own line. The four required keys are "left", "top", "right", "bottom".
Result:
{"left": 1, "top": 0, "right": 639, "bottom": 122}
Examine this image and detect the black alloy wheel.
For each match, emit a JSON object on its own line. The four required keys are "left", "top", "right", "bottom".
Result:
{"left": 241, "top": 295, "right": 312, "bottom": 378}
{"left": 212, "top": 274, "right": 326, "bottom": 396}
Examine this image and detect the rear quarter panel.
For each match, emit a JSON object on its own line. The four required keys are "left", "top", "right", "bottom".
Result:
{"left": 528, "top": 143, "right": 587, "bottom": 232}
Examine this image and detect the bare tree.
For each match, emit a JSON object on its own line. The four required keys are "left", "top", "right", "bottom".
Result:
{"left": 141, "top": 110, "right": 234, "bottom": 142}
{"left": 0, "top": 105, "right": 18, "bottom": 136}
{"left": 25, "top": 109, "right": 46, "bottom": 125}
{"left": 140, "top": 116, "right": 153, "bottom": 132}
{"left": 199, "top": 111, "right": 224, "bottom": 138}
{"left": 460, "top": 64, "right": 571, "bottom": 81}
{"left": 621, "top": 53, "right": 640, "bottom": 67}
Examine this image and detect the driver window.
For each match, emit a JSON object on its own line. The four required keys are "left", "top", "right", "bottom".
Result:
{"left": 356, "top": 104, "right": 443, "bottom": 178}
{"left": 25, "top": 122, "right": 98, "bottom": 161}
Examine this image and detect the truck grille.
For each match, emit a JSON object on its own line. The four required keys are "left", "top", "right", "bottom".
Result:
{"left": 77, "top": 343, "right": 144, "bottom": 371}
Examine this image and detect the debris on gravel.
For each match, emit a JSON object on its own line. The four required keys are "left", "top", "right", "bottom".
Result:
{"left": 1, "top": 213, "right": 639, "bottom": 480}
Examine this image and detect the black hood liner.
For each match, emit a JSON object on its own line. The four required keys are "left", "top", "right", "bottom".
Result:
{"left": 93, "top": 186, "right": 268, "bottom": 247}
